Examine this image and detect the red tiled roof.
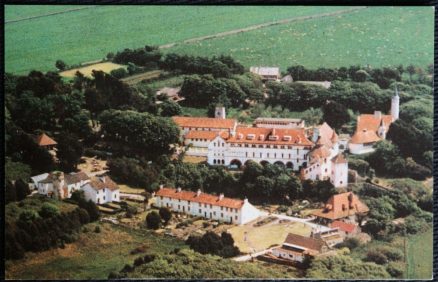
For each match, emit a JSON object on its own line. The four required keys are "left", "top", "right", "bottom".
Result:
{"left": 312, "top": 192, "right": 369, "bottom": 220}
{"left": 36, "top": 133, "right": 57, "bottom": 146}
{"left": 227, "top": 127, "right": 313, "bottom": 146}
{"left": 331, "top": 220, "right": 357, "bottom": 233}
{"left": 310, "top": 144, "right": 331, "bottom": 159}
{"left": 185, "top": 131, "right": 219, "bottom": 140}
{"left": 350, "top": 128, "right": 381, "bottom": 144}
{"left": 155, "top": 187, "right": 244, "bottom": 209}
{"left": 172, "top": 116, "right": 236, "bottom": 130}
{"left": 318, "top": 122, "right": 337, "bottom": 147}
{"left": 357, "top": 114, "right": 393, "bottom": 133}
{"left": 283, "top": 233, "right": 326, "bottom": 252}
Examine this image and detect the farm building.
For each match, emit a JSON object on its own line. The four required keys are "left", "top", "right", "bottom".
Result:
{"left": 34, "top": 171, "right": 90, "bottom": 200}
{"left": 349, "top": 88, "right": 399, "bottom": 154}
{"left": 81, "top": 175, "right": 120, "bottom": 204}
{"left": 270, "top": 233, "right": 331, "bottom": 263}
{"left": 310, "top": 228, "right": 344, "bottom": 247}
{"left": 312, "top": 192, "right": 369, "bottom": 224}
{"left": 153, "top": 186, "right": 261, "bottom": 225}
{"left": 249, "top": 66, "right": 280, "bottom": 81}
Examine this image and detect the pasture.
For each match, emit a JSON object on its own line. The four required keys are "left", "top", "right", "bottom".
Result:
{"left": 5, "top": 5, "right": 347, "bottom": 74}
{"left": 406, "top": 229, "right": 433, "bottom": 279}
{"left": 59, "top": 62, "right": 125, "bottom": 78}
{"left": 167, "top": 7, "right": 433, "bottom": 70}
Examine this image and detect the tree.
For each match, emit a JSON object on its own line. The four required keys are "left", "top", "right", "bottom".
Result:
{"left": 160, "top": 101, "right": 182, "bottom": 117}
{"left": 15, "top": 179, "right": 31, "bottom": 201}
{"left": 84, "top": 200, "right": 100, "bottom": 222}
{"left": 146, "top": 211, "right": 161, "bottom": 230}
{"left": 110, "top": 68, "right": 128, "bottom": 79}
{"left": 5, "top": 180, "right": 17, "bottom": 204}
{"left": 55, "top": 60, "right": 67, "bottom": 71}
{"left": 406, "top": 65, "right": 416, "bottom": 81}
{"left": 57, "top": 133, "right": 84, "bottom": 172}
{"left": 39, "top": 203, "right": 60, "bottom": 218}
{"left": 5, "top": 159, "right": 31, "bottom": 182}
{"left": 159, "top": 207, "right": 172, "bottom": 225}
{"left": 322, "top": 101, "right": 350, "bottom": 130}
{"left": 19, "top": 210, "right": 39, "bottom": 223}
{"left": 352, "top": 69, "right": 370, "bottom": 82}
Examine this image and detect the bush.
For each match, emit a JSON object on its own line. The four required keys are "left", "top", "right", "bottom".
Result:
{"left": 18, "top": 210, "right": 38, "bottom": 223}
{"left": 386, "top": 261, "right": 404, "bottom": 278}
{"left": 110, "top": 68, "right": 128, "bottom": 79}
{"left": 335, "top": 237, "right": 361, "bottom": 250}
{"left": 365, "top": 250, "right": 388, "bottom": 265}
{"left": 94, "top": 226, "right": 101, "bottom": 233}
{"left": 159, "top": 207, "right": 172, "bottom": 225}
{"left": 380, "top": 247, "right": 403, "bottom": 261}
{"left": 133, "top": 257, "right": 144, "bottom": 267}
{"left": 146, "top": 211, "right": 161, "bottom": 230}
{"left": 38, "top": 203, "right": 60, "bottom": 218}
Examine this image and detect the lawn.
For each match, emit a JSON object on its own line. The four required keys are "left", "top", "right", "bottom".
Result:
{"left": 166, "top": 6, "right": 433, "bottom": 70}
{"left": 406, "top": 228, "right": 433, "bottom": 279}
{"left": 5, "top": 222, "right": 187, "bottom": 279}
{"left": 5, "top": 6, "right": 347, "bottom": 74}
{"left": 228, "top": 219, "right": 312, "bottom": 253}
{"left": 59, "top": 62, "right": 126, "bottom": 78}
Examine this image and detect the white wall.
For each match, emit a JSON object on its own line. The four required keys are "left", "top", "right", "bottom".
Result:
{"left": 331, "top": 162, "right": 348, "bottom": 188}
{"left": 349, "top": 143, "right": 375, "bottom": 155}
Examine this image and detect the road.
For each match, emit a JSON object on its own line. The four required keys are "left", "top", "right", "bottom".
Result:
{"left": 233, "top": 247, "right": 277, "bottom": 262}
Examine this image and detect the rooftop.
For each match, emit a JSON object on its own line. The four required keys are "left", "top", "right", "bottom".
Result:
{"left": 330, "top": 220, "right": 358, "bottom": 233}
{"left": 249, "top": 66, "right": 280, "bottom": 76}
{"left": 312, "top": 192, "right": 369, "bottom": 220}
{"left": 226, "top": 127, "right": 313, "bottom": 146}
{"left": 172, "top": 116, "right": 236, "bottom": 130}
{"left": 35, "top": 133, "right": 57, "bottom": 146}
{"left": 155, "top": 187, "right": 245, "bottom": 209}
{"left": 283, "top": 233, "right": 327, "bottom": 252}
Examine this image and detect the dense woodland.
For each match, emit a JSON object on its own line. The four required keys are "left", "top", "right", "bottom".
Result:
{"left": 4, "top": 45, "right": 433, "bottom": 278}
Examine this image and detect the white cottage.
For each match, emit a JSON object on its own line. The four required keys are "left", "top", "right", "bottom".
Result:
{"left": 154, "top": 186, "right": 260, "bottom": 225}
{"left": 81, "top": 176, "right": 120, "bottom": 204}
{"left": 35, "top": 171, "right": 90, "bottom": 199}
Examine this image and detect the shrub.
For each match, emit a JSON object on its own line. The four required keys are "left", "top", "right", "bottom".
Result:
{"left": 386, "top": 261, "right": 404, "bottom": 278}
{"left": 18, "top": 210, "right": 38, "bottom": 223}
{"left": 121, "top": 264, "right": 133, "bottom": 273}
{"left": 38, "top": 203, "right": 60, "bottom": 218}
{"left": 94, "top": 226, "right": 101, "bottom": 233}
{"left": 146, "top": 211, "right": 161, "bottom": 230}
{"left": 336, "top": 237, "right": 361, "bottom": 250}
{"left": 130, "top": 245, "right": 147, "bottom": 255}
{"left": 159, "top": 207, "right": 172, "bottom": 225}
{"left": 365, "top": 250, "right": 388, "bottom": 265}
{"left": 380, "top": 247, "right": 403, "bottom": 261}
{"left": 133, "top": 257, "right": 144, "bottom": 267}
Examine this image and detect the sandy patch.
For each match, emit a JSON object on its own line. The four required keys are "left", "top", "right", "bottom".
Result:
{"left": 59, "top": 62, "right": 126, "bottom": 78}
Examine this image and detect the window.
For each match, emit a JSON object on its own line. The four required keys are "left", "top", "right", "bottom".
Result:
{"left": 221, "top": 213, "right": 224, "bottom": 218}
{"left": 178, "top": 205, "right": 180, "bottom": 209}
{"left": 244, "top": 144, "right": 249, "bottom": 148}
{"left": 258, "top": 145, "right": 263, "bottom": 148}
{"left": 252, "top": 144, "right": 256, "bottom": 148}
{"left": 226, "top": 207, "right": 228, "bottom": 211}
{"left": 188, "top": 201, "right": 191, "bottom": 204}
{"left": 213, "top": 211, "right": 216, "bottom": 215}
{"left": 160, "top": 196, "right": 163, "bottom": 200}
{"left": 267, "top": 153, "right": 270, "bottom": 158}
{"left": 210, "top": 204, "right": 212, "bottom": 208}
{"left": 274, "top": 145, "right": 278, "bottom": 149}
{"left": 235, "top": 216, "right": 238, "bottom": 220}
{"left": 221, "top": 207, "right": 223, "bottom": 211}
{"left": 199, "top": 209, "right": 202, "bottom": 213}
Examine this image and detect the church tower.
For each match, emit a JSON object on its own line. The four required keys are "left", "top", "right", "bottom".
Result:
{"left": 391, "top": 85, "right": 400, "bottom": 121}
{"left": 215, "top": 106, "right": 226, "bottom": 119}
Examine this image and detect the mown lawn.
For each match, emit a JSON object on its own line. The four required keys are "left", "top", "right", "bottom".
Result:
{"left": 406, "top": 228, "right": 433, "bottom": 279}
{"left": 5, "top": 222, "right": 187, "bottom": 279}
{"left": 5, "top": 6, "right": 346, "bottom": 74}
{"left": 167, "top": 6, "right": 433, "bottom": 70}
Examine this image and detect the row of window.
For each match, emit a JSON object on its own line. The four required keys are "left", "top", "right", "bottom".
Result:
{"left": 166, "top": 203, "right": 239, "bottom": 221}
{"left": 213, "top": 159, "right": 225, "bottom": 164}
{"left": 191, "top": 138, "right": 209, "bottom": 142}
{"left": 160, "top": 197, "right": 237, "bottom": 212}
{"left": 229, "top": 144, "right": 310, "bottom": 150}
{"left": 244, "top": 151, "right": 307, "bottom": 160}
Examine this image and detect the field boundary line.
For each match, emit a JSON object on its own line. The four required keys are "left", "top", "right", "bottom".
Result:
{"left": 5, "top": 6, "right": 97, "bottom": 24}
{"left": 159, "top": 6, "right": 368, "bottom": 49}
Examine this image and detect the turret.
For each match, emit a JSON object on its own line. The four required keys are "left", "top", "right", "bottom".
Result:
{"left": 215, "top": 106, "right": 226, "bottom": 119}
{"left": 391, "top": 85, "right": 400, "bottom": 121}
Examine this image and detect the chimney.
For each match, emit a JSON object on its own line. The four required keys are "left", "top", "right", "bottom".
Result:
{"left": 196, "top": 189, "right": 202, "bottom": 197}
{"left": 219, "top": 193, "right": 224, "bottom": 200}
{"left": 177, "top": 187, "right": 182, "bottom": 193}
{"left": 374, "top": 111, "right": 382, "bottom": 119}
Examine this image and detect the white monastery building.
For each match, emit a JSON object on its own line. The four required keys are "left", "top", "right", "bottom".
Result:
{"left": 31, "top": 171, "right": 119, "bottom": 204}
{"left": 173, "top": 108, "right": 349, "bottom": 188}
{"left": 154, "top": 186, "right": 261, "bottom": 225}
{"left": 349, "top": 87, "right": 399, "bottom": 154}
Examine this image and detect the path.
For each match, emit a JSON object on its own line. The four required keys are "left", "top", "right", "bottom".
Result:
{"left": 233, "top": 247, "right": 276, "bottom": 262}
{"left": 159, "top": 6, "right": 368, "bottom": 49}
{"left": 5, "top": 6, "right": 97, "bottom": 24}
{"left": 259, "top": 211, "right": 331, "bottom": 232}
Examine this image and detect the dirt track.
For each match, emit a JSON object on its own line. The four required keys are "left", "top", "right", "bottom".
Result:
{"left": 5, "top": 6, "right": 96, "bottom": 24}
{"left": 159, "top": 6, "right": 368, "bottom": 49}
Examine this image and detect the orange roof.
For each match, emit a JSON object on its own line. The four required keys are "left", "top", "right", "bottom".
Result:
{"left": 283, "top": 233, "right": 327, "bottom": 252}
{"left": 185, "top": 131, "right": 218, "bottom": 140}
{"left": 36, "top": 133, "right": 57, "bottom": 146}
{"left": 357, "top": 114, "right": 393, "bottom": 133}
{"left": 155, "top": 187, "right": 244, "bottom": 209}
{"left": 331, "top": 220, "right": 358, "bottom": 233}
{"left": 318, "top": 122, "right": 338, "bottom": 147}
{"left": 350, "top": 128, "right": 381, "bottom": 144}
{"left": 309, "top": 144, "right": 331, "bottom": 160}
{"left": 172, "top": 116, "right": 236, "bottom": 130}
{"left": 312, "top": 192, "right": 369, "bottom": 220}
{"left": 331, "top": 153, "right": 347, "bottom": 164}
{"left": 227, "top": 127, "right": 313, "bottom": 146}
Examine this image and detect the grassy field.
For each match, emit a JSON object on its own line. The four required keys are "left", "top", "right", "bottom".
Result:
{"left": 406, "top": 228, "right": 433, "bottom": 279}
{"left": 228, "top": 220, "right": 311, "bottom": 253}
{"left": 5, "top": 222, "right": 186, "bottom": 279}
{"left": 5, "top": 6, "right": 347, "bottom": 74}
{"left": 59, "top": 62, "right": 125, "bottom": 78}
{"left": 167, "top": 7, "right": 433, "bottom": 70}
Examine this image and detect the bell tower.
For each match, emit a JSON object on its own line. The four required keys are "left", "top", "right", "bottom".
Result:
{"left": 215, "top": 106, "right": 226, "bottom": 119}
{"left": 391, "top": 85, "right": 400, "bottom": 121}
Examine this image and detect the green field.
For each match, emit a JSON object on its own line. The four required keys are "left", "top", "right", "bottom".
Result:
{"left": 406, "top": 229, "right": 433, "bottom": 279}
{"left": 6, "top": 6, "right": 433, "bottom": 74}
{"left": 167, "top": 7, "right": 433, "bottom": 70}
{"left": 5, "top": 6, "right": 346, "bottom": 74}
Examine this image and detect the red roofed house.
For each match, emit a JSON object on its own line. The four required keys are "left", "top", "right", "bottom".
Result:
{"left": 330, "top": 220, "right": 361, "bottom": 238}
{"left": 35, "top": 133, "right": 57, "bottom": 149}
{"left": 271, "top": 233, "right": 331, "bottom": 263}
{"left": 154, "top": 186, "right": 261, "bottom": 225}
{"left": 312, "top": 192, "right": 369, "bottom": 225}
{"left": 349, "top": 88, "right": 399, "bottom": 154}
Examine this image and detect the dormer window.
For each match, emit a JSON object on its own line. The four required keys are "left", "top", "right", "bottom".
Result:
{"left": 259, "top": 134, "right": 265, "bottom": 140}
{"left": 269, "top": 135, "right": 279, "bottom": 141}
{"left": 246, "top": 134, "right": 255, "bottom": 140}
{"left": 283, "top": 135, "right": 291, "bottom": 141}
